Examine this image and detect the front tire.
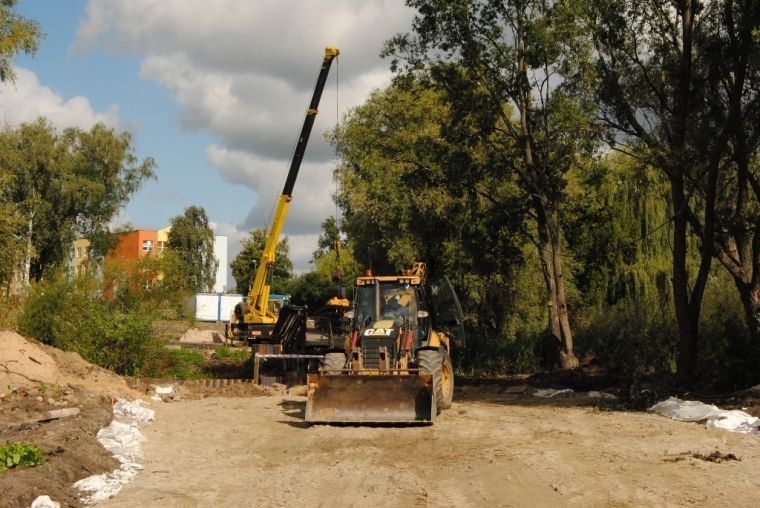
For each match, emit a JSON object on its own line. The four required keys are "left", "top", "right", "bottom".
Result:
{"left": 417, "top": 349, "right": 443, "bottom": 414}
{"left": 323, "top": 352, "right": 346, "bottom": 373}
{"left": 440, "top": 351, "right": 454, "bottom": 409}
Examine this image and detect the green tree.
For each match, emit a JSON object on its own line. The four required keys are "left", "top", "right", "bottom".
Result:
{"left": 0, "top": 0, "right": 41, "bottom": 83}
{"left": 584, "top": 0, "right": 760, "bottom": 376}
{"left": 285, "top": 271, "right": 335, "bottom": 310}
{"left": 693, "top": 1, "right": 760, "bottom": 342}
{"left": 310, "top": 216, "right": 362, "bottom": 287}
{"left": 334, "top": 79, "right": 539, "bottom": 370}
{"left": 0, "top": 0, "right": 40, "bottom": 289}
{"left": 167, "top": 206, "right": 218, "bottom": 293}
{"left": 383, "top": 0, "right": 601, "bottom": 368}
{"left": 230, "top": 229, "right": 292, "bottom": 295}
{"left": 311, "top": 216, "right": 341, "bottom": 262}
{"left": 0, "top": 119, "right": 155, "bottom": 290}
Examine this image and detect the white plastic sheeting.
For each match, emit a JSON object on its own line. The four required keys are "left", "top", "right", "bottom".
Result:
{"left": 649, "top": 396, "right": 760, "bottom": 435}
{"left": 73, "top": 399, "right": 155, "bottom": 505}
{"left": 155, "top": 385, "right": 173, "bottom": 395}
{"left": 533, "top": 388, "right": 574, "bottom": 398}
{"left": 30, "top": 495, "right": 60, "bottom": 508}
{"left": 151, "top": 385, "right": 173, "bottom": 402}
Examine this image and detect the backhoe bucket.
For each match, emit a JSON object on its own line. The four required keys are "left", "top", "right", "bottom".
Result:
{"left": 305, "top": 373, "right": 435, "bottom": 424}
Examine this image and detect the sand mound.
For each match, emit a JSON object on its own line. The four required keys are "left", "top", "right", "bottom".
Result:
{"left": 179, "top": 328, "right": 224, "bottom": 344}
{"left": 0, "top": 330, "right": 140, "bottom": 398}
{"left": 0, "top": 330, "right": 61, "bottom": 386}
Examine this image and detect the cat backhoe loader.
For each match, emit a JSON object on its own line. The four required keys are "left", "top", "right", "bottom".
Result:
{"left": 305, "top": 263, "right": 464, "bottom": 424}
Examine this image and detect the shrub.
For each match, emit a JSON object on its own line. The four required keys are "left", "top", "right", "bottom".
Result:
{"left": 574, "top": 300, "right": 677, "bottom": 378}
{"left": 18, "top": 272, "right": 157, "bottom": 376}
{"left": 0, "top": 443, "right": 43, "bottom": 474}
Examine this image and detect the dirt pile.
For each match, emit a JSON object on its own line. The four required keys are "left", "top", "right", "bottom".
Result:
{"left": 178, "top": 328, "right": 223, "bottom": 344}
{"left": 0, "top": 330, "right": 143, "bottom": 507}
{"left": 1, "top": 330, "right": 141, "bottom": 399}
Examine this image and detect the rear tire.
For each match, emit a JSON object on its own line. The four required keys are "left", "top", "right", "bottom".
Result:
{"left": 323, "top": 352, "right": 346, "bottom": 374}
{"left": 440, "top": 351, "right": 454, "bottom": 410}
{"left": 417, "top": 349, "right": 443, "bottom": 414}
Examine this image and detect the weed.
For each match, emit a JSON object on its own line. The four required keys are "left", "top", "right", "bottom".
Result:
{"left": 213, "top": 346, "right": 251, "bottom": 362}
{"left": 0, "top": 443, "right": 43, "bottom": 474}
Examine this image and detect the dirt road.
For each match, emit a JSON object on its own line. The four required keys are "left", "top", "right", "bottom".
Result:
{"left": 102, "top": 390, "right": 760, "bottom": 507}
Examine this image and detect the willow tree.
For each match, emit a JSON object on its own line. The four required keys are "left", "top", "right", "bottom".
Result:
{"left": 384, "top": 0, "right": 599, "bottom": 368}
{"left": 585, "top": 0, "right": 760, "bottom": 377}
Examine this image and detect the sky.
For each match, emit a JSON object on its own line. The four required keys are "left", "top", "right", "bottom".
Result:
{"left": 2, "top": 0, "right": 416, "bottom": 277}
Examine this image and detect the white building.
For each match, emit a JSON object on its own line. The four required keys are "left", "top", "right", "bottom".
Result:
{"left": 213, "top": 235, "right": 228, "bottom": 293}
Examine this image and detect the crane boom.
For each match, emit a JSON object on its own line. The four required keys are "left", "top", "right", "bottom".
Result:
{"left": 243, "top": 47, "right": 340, "bottom": 331}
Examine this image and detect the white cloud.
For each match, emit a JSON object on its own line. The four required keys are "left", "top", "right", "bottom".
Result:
{"left": 0, "top": 68, "right": 119, "bottom": 129}
{"left": 207, "top": 145, "right": 335, "bottom": 236}
{"left": 108, "top": 208, "right": 132, "bottom": 230}
{"left": 76, "top": 0, "right": 415, "bottom": 271}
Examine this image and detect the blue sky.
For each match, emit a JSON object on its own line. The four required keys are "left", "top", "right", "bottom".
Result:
{"left": 15, "top": 0, "right": 252, "bottom": 230}
{"left": 5, "top": 0, "right": 414, "bottom": 272}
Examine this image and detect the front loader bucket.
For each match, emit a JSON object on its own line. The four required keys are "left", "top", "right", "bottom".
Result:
{"left": 305, "top": 373, "right": 435, "bottom": 424}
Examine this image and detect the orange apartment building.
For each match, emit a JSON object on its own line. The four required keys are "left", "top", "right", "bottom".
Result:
{"left": 73, "top": 226, "right": 226, "bottom": 292}
{"left": 103, "top": 228, "right": 171, "bottom": 292}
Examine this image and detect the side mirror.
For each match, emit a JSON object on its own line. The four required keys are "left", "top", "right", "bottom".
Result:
{"left": 344, "top": 310, "right": 355, "bottom": 319}
{"left": 417, "top": 310, "right": 429, "bottom": 319}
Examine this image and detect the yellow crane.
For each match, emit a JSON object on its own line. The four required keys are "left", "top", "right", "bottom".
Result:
{"left": 230, "top": 47, "right": 340, "bottom": 342}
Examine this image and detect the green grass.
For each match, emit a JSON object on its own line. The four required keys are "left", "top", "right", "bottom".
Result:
{"left": 140, "top": 348, "right": 207, "bottom": 379}
{"left": 212, "top": 346, "right": 251, "bottom": 362}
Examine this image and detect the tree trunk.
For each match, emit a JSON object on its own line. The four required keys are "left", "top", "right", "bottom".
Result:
{"left": 516, "top": 6, "right": 577, "bottom": 368}
{"left": 22, "top": 213, "right": 33, "bottom": 289}
{"left": 548, "top": 211, "right": 578, "bottom": 368}
{"left": 534, "top": 198, "right": 562, "bottom": 341}
{"left": 671, "top": 0, "right": 698, "bottom": 380}
{"left": 736, "top": 279, "right": 760, "bottom": 341}
{"left": 535, "top": 195, "right": 578, "bottom": 368}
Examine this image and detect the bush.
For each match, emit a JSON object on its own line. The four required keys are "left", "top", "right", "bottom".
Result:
{"left": 695, "top": 272, "right": 760, "bottom": 391}
{"left": 18, "top": 272, "right": 157, "bottom": 376}
{"left": 574, "top": 300, "right": 677, "bottom": 378}
{"left": 0, "top": 443, "right": 43, "bottom": 474}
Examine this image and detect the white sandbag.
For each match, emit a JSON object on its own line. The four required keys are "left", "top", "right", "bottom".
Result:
{"left": 74, "top": 399, "right": 154, "bottom": 505}
{"left": 113, "top": 399, "right": 155, "bottom": 423}
{"left": 649, "top": 397, "right": 760, "bottom": 434}
{"left": 155, "top": 385, "right": 173, "bottom": 395}
{"left": 30, "top": 495, "right": 60, "bottom": 508}
{"left": 533, "top": 388, "right": 574, "bottom": 398}
{"left": 96, "top": 420, "right": 145, "bottom": 461}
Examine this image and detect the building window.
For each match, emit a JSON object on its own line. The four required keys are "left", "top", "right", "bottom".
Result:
{"left": 142, "top": 240, "right": 153, "bottom": 252}
{"left": 158, "top": 240, "right": 166, "bottom": 252}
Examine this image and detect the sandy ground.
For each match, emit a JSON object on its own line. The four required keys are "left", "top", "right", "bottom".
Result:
{"left": 102, "top": 391, "right": 760, "bottom": 507}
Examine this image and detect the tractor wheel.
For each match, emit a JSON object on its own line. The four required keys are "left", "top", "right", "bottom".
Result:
{"left": 417, "top": 349, "right": 443, "bottom": 413}
{"left": 439, "top": 351, "right": 454, "bottom": 410}
{"left": 322, "top": 352, "right": 346, "bottom": 374}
